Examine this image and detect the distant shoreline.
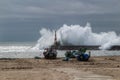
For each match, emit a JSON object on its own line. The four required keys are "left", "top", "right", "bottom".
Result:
{"left": 56, "top": 45, "right": 120, "bottom": 50}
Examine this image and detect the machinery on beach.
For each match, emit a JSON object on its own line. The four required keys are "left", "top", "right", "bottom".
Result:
{"left": 42, "top": 31, "right": 91, "bottom": 61}
{"left": 43, "top": 31, "right": 58, "bottom": 59}
{"left": 43, "top": 48, "right": 57, "bottom": 59}
{"left": 64, "top": 48, "right": 91, "bottom": 61}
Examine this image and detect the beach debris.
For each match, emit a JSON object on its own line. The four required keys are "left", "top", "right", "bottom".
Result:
{"left": 34, "top": 56, "right": 41, "bottom": 59}
{"left": 117, "top": 65, "right": 119, "bottom": 68}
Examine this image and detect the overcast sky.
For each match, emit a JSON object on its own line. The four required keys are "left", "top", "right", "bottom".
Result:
{"left": 0, "top": 0, "right": 120, "bottom": 42}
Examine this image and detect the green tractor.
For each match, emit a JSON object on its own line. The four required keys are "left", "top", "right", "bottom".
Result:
{"left": 63, "top": 48, "right": 91, "bottom": 61}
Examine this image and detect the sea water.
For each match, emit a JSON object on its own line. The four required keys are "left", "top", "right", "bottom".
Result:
{"left": 0, "top": 42, "right": 120, "bottom": 58}
{"left": 0, "top": 42, "right": 41, "bottom": 58}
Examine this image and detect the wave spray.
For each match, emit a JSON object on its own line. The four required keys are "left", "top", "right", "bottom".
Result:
{"left": 34, "top": 23, "right": 120, "bottom": 50}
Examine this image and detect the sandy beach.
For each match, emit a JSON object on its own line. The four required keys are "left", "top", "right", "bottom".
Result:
{"left": 0, "top": 56, "right": 120, "bottom": 80}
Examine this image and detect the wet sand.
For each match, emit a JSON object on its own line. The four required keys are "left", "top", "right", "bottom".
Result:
{"left": 0, "top": 56, "right": 120, "bottom": 80}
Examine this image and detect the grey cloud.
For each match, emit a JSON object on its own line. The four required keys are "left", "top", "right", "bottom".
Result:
{"left": 0, "top": 0, "right": 120, "bottom": 19}
{"left": 0, "top": 0, "right": 120, "bottom": 42}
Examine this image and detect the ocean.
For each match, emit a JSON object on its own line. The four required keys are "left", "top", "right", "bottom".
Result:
{"left": 0, "top": 42, "right": 120, "bottom": 58}
{"left": 0, "top": 42, "right": 40, "bottom": 58}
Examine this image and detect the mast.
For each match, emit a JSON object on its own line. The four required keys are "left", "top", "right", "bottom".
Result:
{"left": 54, "top": 31, "right": 57, "bottom": 46}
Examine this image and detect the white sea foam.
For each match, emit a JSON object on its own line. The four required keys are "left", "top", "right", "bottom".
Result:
{"left": 34, "top": 23, "right": 120, "bottom": 50}
{"left": 0, "top": 46, "right": 31, "bottom": 52}
{"left": 0, "top": 44, "right": 43, "bottom": 58}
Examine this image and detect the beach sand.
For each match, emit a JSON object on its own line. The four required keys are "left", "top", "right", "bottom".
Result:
{"left": 0, "top": 56, "right": 120, "bottom": 80}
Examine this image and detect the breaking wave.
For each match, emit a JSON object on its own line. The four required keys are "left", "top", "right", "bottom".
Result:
{"left": 34, "top": 23, "right": 120, "bottom": 50}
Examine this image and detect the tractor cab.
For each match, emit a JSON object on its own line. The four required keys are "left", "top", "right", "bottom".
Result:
{"left": 43, "top": 47, "right": 57, "bottom": 59}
